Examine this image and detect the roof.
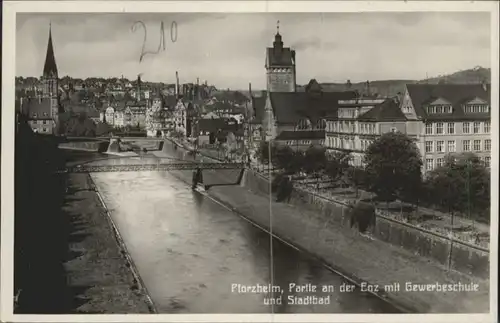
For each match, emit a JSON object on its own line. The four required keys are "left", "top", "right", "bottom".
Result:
{"left": 111, "top": 101, "right": 126, "bottom": 111}
{"left": 43, "top": 26, "right": 58, "bottom": 78}
{"left": 252, "top": 94, "right": 267, "bottom": 122}
{"left": 198, "top": 118, "right": 230, "bottom": 133}
{"left": 210, "top": 101, "right": 234, "bottom": 111}
{"left": 305, "top": 79, "right": 322, "bottom": 93}
{"left": 357, "top": 99, "right": 407, "bottom": 122}
{"left": 269, "top": 91, "right": 359, "bottom": 124}
{"left": 163, "top": 96, "right": 178, "bottom": 109}
{"left": 266, "top": 47, "right": 294, "bottom": 66}
{"left": 87, "top": 110, "right": 101, "bottom": 118}
{"left": 406, "top": 83, "right": 491, "bottom": 121}
{"left": 19, "top": 97, "right": 53, "bottom": 119}
{"left": 275, "top": 130, "right": 325, "bottom": 141}
{"left": 234, "top": 129, "right": 245, "bottom": 137}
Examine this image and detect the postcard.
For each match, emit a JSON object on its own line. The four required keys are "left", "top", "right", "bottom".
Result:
{"left": 1, "top": 1, "right": 498, "bottom": 323}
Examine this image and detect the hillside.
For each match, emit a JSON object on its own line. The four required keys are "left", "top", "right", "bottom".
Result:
{"left": 303, "top": 67, "right": 491, "bottom": 97}
{"left": 423, "top": 67, "right": 491, "bottom": 85}
{"left": 242, "top": 67, "right": 491, "bottom": 97}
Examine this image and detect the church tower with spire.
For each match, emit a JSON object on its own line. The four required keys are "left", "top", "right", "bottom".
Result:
{"left": 265, "top": 21, "right": 296, "bottom": 92}
{"left": 42, "top": 23, "right": 60, "bottom": 133}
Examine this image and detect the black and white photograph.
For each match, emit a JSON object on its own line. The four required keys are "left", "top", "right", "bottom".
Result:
{"left": 1, "top": 1, "right": 498, "bottom": 322}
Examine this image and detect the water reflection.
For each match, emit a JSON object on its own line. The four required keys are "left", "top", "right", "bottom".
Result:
{"left": 89, "top": 159, "right": 401, "bottom": 313}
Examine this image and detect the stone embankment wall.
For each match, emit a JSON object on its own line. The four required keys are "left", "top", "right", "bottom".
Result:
{"left": 164, "top": 138, "right": 489, "bottom": 279}
{"left": 242, "top": 169, "right": 490, "bottom": 279}
{"left": 59, "top": 141, "right": 109, "bottom": 152}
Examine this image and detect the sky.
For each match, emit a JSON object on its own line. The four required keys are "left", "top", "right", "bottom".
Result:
{"left": 16, "top": 12, "right": 491, "bottom": 90}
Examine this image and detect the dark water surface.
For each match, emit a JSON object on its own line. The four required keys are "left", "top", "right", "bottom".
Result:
{"left": 77, "top": 149, "right": 401, "bottom": 314}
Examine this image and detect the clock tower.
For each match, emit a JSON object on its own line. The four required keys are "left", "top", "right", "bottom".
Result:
{"left": 265, "top": 21, "right": 296, "bottom": 92}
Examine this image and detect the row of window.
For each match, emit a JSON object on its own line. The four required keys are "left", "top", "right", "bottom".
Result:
{"left": 338, "top": 109, "right": 357, "bottom": 119}
{"left": 425, "top": 104, "right": 489, "bottom": 115}
{"left": 425, "top": 139, "right": 491, "bottom": 153}
{"left": 327, "top": 121, "right": 376, "bottom": 134}
{"left": 425, "top": 156, "right": 491, "bottom": 171}
{"left": 326, "top": 137, "right": 369, "bottom": 151}
{"left": 360, "top": 139, "right": 373, "bottom": 151}
{"left": 31, "top": 112, "right": 49, "bottom": 118}
{"left": 463, "top": 104, "right": 489, "bottom": 114}
{"left": 31, "top": 120, "right": 49, "bottom": 125}
{"left": 426, "top": 105, "right": 453, "bottom": 114}
{"left": 33, "top": 127, "right": 50, "bottom": 133}
{"left": 425, "top": 121, "right": 490, "bottom": 135}
{"left": 283, "top": 140, "right": 320, "bottom": 146}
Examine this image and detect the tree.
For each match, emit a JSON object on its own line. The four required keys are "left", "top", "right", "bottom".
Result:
{"left": 349, "top": 201, "right": 376, "bottom": 233}
{"left": 64, "top": 113, "right": 97, "bottom": 137}
{"left": 303, "top": 146, "right": 327, "bottom": 175}
{"left": 364, "top": 132, "right": 422, "bottom": 202}
{"left": 346, "top": 166, "right": 368, "bottom": 197}
{"left": 425, "top": 153, "right": 490, "bottom": 222}
{"left": 96, "top": 122, "right": 112, "bottom": 136}
{"left": 272, "top": 145, "right": 296, "bottom": 174}
{"left": 289, "top": 151, "right": 305, "bottom": 175}
{"left": 325, "top": 151, "right": 351, "bottom": 182}
{"left": 257, "top": 141, "right": 271, "bottom": 165}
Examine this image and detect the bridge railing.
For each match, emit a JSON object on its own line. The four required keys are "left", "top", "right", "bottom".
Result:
{"left": 65, "top": 162, "right": 245, "bottom": 173}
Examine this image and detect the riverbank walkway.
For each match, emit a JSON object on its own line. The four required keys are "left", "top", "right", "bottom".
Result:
{"left": 206, "top": 182, "right": 489, "bottom": 313}
{"left": 61, "top": 173, "right": 152, "bottom": 313}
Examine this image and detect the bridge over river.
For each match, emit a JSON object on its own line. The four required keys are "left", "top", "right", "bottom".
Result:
{"left": 68, "top": 146, "right": 401, "bottom": 313}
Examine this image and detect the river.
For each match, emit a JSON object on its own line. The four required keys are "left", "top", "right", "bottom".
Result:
{"left": 85, "top": 148, "right": 400, "bottom": 314}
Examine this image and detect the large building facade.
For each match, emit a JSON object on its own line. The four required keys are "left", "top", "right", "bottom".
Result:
{"left": 325, "top": 98, "right": 411, "bottom": 166}
{"left": 401, "top": 83, "right": 491, "bottom": 172}
{"left": 325, "top": 83, "right": 492, "bottom": 174}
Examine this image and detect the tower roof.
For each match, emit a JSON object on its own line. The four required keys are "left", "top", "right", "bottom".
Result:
{"left": 266, "top": 21, "right": 294, "bottom": 67}
{"left": 273, "top": 20, "right": 283, "bottom": 48}
{"left": 43, "top": 24, "right": 58, "bottom": 78}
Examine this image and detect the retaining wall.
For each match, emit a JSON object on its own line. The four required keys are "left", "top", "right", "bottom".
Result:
{"left": 166, "top": 140, "right": 489, "bottom": 279}
{"left": 242, "top": 169, "right": 489, "bottom": 279}
{"left": 59, "top": 141, "right": 109, "bottom": 152}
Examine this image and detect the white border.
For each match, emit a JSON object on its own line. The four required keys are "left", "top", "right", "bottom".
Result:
{"left": 2, "top": 1, "right": 498, "bottom": 323}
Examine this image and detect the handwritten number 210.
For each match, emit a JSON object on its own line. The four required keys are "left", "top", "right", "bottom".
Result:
{"left": 131, "top": 20, "right": 178, "bottom": 62}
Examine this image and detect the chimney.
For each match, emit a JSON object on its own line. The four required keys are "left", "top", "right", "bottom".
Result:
{"left": 481, "top": 79, "right": 488, "bottom": 92}
{"left": 175, "top": 71, "right": 180, "bottom": 98}
{"left": 137, "top": 74, "right": 141, "bottom": 102}
{"left": 197, "top": 78, "right": 201, "bottom": 100}
{"left": 249, "top": 82, "right": 252, "bottom": 97}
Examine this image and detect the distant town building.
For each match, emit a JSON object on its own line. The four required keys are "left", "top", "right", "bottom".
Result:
{"left": 146, "top": 94, "right": 166, "bottom": 137}
{"left": 173, "top": 99, "right": 188, "bottom": 136}
{"left": 124, "top": 103, "right": 147, "bottom": 128}
{"left": 18, "top": 25, "right": 61, "bottom": 135}
{"left": 252, "top": 79, "right": 358, "bottom": 151}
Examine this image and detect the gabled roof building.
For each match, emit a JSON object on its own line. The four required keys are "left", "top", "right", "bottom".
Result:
{"left": 401, "top": 83, "right": 491, "bottom": 172}
{"left": 325, "top": 98, "right": 408, "bottom": 166}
